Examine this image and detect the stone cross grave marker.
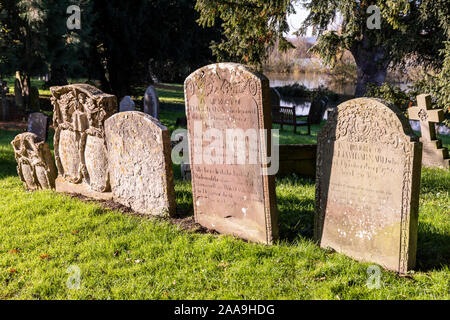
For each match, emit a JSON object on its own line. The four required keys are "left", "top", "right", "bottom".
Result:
{"left": 51, "top": 84, "right": 117, "bottom": 200}
{"left": 105, "top": 112, "right": 175, "bottom": 216}
{"left": 315, "top": 98, "right": 422, "bottom": 274}
{"left": 119, "top": 96, "right": 136, "bottom": 112}
{"left": 11, "top": 132, "right": 57, "bottom": 191}
{"left": 27, "top": 112, "right": 49, "bottom": 142}
{"left": 185, "top": 63, "right": 278, "bottom": 244}
{"left": 143, "top": 86, "right": 160, "bottom": 119}
{"left": 408, "top": 94, "right": 449, "bottom": 169}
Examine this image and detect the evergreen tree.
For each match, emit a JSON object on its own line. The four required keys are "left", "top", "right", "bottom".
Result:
{"left": 195, "top": 0, "right": 448, "bottom": 96}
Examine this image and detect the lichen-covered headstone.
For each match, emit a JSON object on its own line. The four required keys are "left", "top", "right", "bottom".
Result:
{"left": 11, "top": 133, "right": 57, "bottom": 190}
{"left": 105, "top": 112, "right": 175, "bottom": 216}
{"left": 185, "top": 63, "right": 278, "bottom": 244}
{"left": 51, "top": 84, "right": 117, "bottom": 200}
{"left": 143, "top": 86, "right": 160, "bottom": 119}
{"left": 315, "top": 98, "right": 422, "bottom": 274}
{"left": 27, "top": 112, "right": 49, "bottom": 142}
{"left": 119, "top": 96, "right": 136, "bottom": 112}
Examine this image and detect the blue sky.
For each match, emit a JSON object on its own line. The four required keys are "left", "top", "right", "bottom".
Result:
{"left": 287, "top": 4, "right": 311, "bottom": 37}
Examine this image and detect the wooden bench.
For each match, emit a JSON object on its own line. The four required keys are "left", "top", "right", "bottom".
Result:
{"left": 272, "top": 106, "right": 311, "bottom": 135}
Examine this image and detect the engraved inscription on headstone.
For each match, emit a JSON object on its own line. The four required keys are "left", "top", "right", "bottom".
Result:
{"left": 185, "top": 63, "right": 278, "bottom": 244}
{"left": 11, "top": 132, "right": 57, "bottom": 191}
{"left": 105, "top": 112, "right": 175, "bottom": 216}
{"left": 51, "top": 84, "right": 117, "bottom": 199}
{"left": 27, "top": 112, "right": 49, "bottom": 142}
{"left": 315, "top": 98, "right": 422, "bottom": 274}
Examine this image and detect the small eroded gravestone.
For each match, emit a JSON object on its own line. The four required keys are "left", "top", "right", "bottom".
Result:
{"left": 315, "top": 98, "right": 422, "bottom": 274}
{"left": 105, "top": 112, "right": 175, "bottom": 216}
{"left": 11, "top": 133, "right": 57, "bottom": 190}
{"left": 185, "top": 63, "right": 278, "bottom": 244}
{"left": 27, "top": 112, "right": 49, "bottom": 142}
{"left": 0, "top": 80, "right": 9, "bottom": 121}
{"left": 29, "top": 86, "right": 40, "bottom": 112}
{"left": 309, "top": 96, "right": 328, "bottom": 125}
{"left": 119, "top": 96, "right": 136, "bottom": 112}
{"left": 408, "top": 94, "right": 449, "bottom": 169}
{"left": 143, "top": 86, "right": 160, "bottom": 119}
{"left": 51, "top": 84, "right": 117, "bottom": 200}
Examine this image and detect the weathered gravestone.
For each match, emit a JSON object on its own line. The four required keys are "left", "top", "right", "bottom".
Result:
{"left": 29, "top": 86, "right": 40, "bottom": 112}
{"left": 309, "top": 96, "right": 329, "bottom": 125}
{"left": 51, "top": 84, "right": 117, "bottom": 200}
{"left": 11, "top": 133, "right": 57, "bottom": 191}
{"left": 105, "top": 112, "right": 175, "bottom": 216}
{"left": 185, "top": 63, "right": 278, "bottom": 244}
{"left": 27, "top": 113, "right": 49, "bottom": 142}
{"left": 315, "top": 98, "right": 422, "bottom": 274}
{"left": 143, "top": 86, "right": 160, "bottom": 119}
{"left": 119, "top": 96, "right": 136, "bottom": 112}
{"left": 408, "top": 94, "right": 449, "bottom": 169}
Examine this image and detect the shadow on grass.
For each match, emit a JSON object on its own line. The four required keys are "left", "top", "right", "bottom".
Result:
{"left": 278, "top": 197, "right": 315, "bottom": 242}
{"left": 416, "top": 223, "right": 450, "bottom": 272}
{"left": 276, "top": 175, "right": 316, "bottom": 242}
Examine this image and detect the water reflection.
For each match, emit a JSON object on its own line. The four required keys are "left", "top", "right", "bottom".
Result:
{"left": 266, "top": 72, "right": 356, "bottom": 96}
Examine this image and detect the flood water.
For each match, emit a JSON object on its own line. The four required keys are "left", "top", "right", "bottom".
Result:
{"left": 266, "top": 72, "right": 449, "bottom": 135}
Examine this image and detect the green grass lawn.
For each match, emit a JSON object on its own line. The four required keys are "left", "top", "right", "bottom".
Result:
{"left": 0, "top": 83, "right": 448, "bottom": 300}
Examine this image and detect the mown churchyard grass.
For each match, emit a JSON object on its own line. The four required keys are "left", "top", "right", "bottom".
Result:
{"left": 0, "top": 84, "right": 448, "bottom": 299}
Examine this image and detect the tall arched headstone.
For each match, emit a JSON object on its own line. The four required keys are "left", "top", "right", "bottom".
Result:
{"left": 185, "top": 63, "right": 278, "bottom": 244}
{"left": 51, "top": 84, "right": 117, "bottom": 200}
{"left": 315, "top": 98, "right": 422, "bottom": 274}
{"left": 105, "top": 112, "right": 175, "bottom": 216}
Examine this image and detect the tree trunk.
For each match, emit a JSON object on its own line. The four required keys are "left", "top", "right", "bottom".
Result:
{"left": 22, "top": 74, "right": 31, "bottom": 112}
{"left": 351, "top": 38, "right": 390, "bottom": 97}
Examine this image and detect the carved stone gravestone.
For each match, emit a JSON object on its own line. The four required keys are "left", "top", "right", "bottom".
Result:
{"left": 315, "top": 98, "right": 422, "bottom": 274}
{"left": 119, "top": 96, "right": 136, "bottom": 112}
{"left": 11, "top": 133, "right": 57, "bottom": 191}
{"left": 51, "top": 84, "right": 117, "bottom": 200}
{"left": 143, "top": 86, "right": 160, "bottom": 119}
{"left": 105, "top": 112, "right": 175, "bottom": 216}
{"left": 185, "top": 63, "right": 278, "bottom": 244}
{"left": 408, "top": 94, "right": 449, "bottom": 169}
{"left": 27, "top": 113, "right": 49, "bottom": 142}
